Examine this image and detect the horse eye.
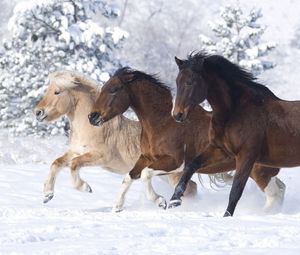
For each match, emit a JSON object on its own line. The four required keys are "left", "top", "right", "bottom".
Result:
{"left": 110, "top": 87, "right": 119, "bottom": 94}
{"left": 185, "top": 81, "right": 192, "bottom": 86}
{"left": 54, "top": 91, "right": 60, "bottom": 95}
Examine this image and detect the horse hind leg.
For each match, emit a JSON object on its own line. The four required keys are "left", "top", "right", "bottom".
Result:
{"left": 167, "top": 172, "right": 197, "bottom": 197}
{"left": 264, "top": 177, "right": 285, "bottom": 212}
{"left": 141, "top": 168, "right": 167, "bottom": 209}
{"left": 250, "top": 165, "right": 285, "bottom": 213}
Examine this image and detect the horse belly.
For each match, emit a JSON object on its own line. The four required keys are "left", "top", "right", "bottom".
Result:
{"left": 259, "top": 130, "right": 300, "bottom": 167}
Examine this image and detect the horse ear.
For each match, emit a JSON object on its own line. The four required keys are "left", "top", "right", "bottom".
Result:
{"left": 73, "top": 77, "right": 82, "bottom": 86}
{"left": 174, "top": 56, "right": 184, "bottom": 68}
{"left": 120, "top": 73, "right": 134, "bottom": 84}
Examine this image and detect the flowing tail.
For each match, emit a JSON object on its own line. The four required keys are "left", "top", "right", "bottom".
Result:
{"left": 198, "top": 171, "right": 234, "bottom": 189}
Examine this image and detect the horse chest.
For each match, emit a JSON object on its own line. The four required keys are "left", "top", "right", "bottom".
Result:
{"left": 209, "top": 124, "right": 225, "bottom": 146}
{"left": 208, "top": 124, "right": 236, "bottom": 155}
{"left": 69, "top": 135, "right": 107, "bottom": 155}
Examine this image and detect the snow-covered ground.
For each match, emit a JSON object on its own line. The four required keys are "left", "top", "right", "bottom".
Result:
{"left": 1, "top": 132, "right": 300, "bottom": 254}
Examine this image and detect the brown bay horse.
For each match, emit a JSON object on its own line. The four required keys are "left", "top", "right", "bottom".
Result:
{"left": 89, "top": 67, "right": 283, "bottom": 212}
{"left": 35, "top": 71, "right": 197, "bottom": 205}
{"left": 170, "top": 52, "right": 292, "bottom": 216}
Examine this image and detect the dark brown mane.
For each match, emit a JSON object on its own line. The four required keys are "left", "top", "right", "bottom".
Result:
{"left": 185, "top": 52, "right": 279, "bottom": 99}
{"left": 114, "top": 67, "right": 171, "bottom": 93}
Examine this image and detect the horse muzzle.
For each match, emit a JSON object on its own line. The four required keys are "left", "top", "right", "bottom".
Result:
{"left": 88, "top": 112, "right": 105, "bottom": 126}
{"left": 173, "top": 112, "right": 186, "bottom": 123}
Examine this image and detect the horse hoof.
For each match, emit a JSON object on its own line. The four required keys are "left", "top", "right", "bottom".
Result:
{"left": 43, "top": 193, "right": 54, "bottom": 204}
{"left": 86, "top": 184, "right": 93, "bottom": 193}
{"left": 158, "top": 198, "right": 167, "bottom": 210}
{"left": 168, "top": 199, "right": 182, "bottom": 209}
{"left": 223, "top": 210, "right": 232, "bottom": 217}
{"left": 80, "top": 183, "right": 92, "bottom": 193}
{"left": 112, "top": 206, "right": 123, "bottom": 213}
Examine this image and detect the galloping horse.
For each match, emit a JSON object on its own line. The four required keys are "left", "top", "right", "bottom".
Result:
{"left": 170, "top": 52, "right": 288, "bottom": 216}
{"left": 89, "top": 67, "right": 282, "bottom": 212}
{"left": 35, "top": 71, "right": 197, "bottom": 204}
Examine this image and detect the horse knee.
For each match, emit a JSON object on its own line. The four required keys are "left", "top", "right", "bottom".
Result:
{"left": 70, "top": 159, "right": 80, "bottom": 171}
{"left": 51, "top": 159, "right": 64, "bottom": 169}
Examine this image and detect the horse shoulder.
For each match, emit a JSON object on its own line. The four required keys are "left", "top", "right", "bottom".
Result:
{"left": 115, "top": 117, "right": 141, "bottom": 164}
{"left": 224, "top": 107, "right": 266, "bottom": 154}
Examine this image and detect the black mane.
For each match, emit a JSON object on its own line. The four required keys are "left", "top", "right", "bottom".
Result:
{"left": 114, "top": 67, "right": 171, "bottom": 93}
{"left": 185, "top": 51, "right": 278, "bottom": 99}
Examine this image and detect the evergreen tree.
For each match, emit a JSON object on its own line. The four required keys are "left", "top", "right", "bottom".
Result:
{"left": 199, "top": 4, "right": 275, "bottom": 75}
{"left": 0, "top": 0, "right": 128, "bottom": 135}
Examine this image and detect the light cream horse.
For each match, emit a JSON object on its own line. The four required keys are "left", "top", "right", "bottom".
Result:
{"left": 34, "top": 71, "right": 198, "bottom": 207}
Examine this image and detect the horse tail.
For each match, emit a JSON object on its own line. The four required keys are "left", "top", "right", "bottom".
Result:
{"left": 197, "top": 172, "right": 234, "bottom": 189}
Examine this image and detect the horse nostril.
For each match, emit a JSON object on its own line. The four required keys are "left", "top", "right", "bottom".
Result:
{"left": 174, "top": 112, "right": 184, "bottom": 123}
{"left": 36, "top": 109, "right": 43, "bottom": 117}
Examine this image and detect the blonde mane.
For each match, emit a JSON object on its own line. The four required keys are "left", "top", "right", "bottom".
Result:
{"left": 48, "top": 70, "right": 100, "bottom": 91}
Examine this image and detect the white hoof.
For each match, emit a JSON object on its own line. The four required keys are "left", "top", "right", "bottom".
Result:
{"left": 77, "top": 182, "right": 93, "bottom": 193}
{"left": 168, "top": 199, "right": 182, "bottom": 209}
{"left": 157, "top": 196, "right": 167, "bottom": 210}
{"left": 43, "top": 181, "right": 54, "bottom": 203}
{"left": 112, "top": 204, "right": 123, "bottom": 213}
{"left": 43, "top": 192, "right": 54, "bottom": 204}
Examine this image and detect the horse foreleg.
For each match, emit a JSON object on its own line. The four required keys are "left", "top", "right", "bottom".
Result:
{"left": 224, "top": 152, "right": 257, "bottom": 217}
{"left": 168, "top": 145, "right": 221, "bottom": 208}
{"left": 70, "top": 152, "right": 101, "bottom": 192}
{"left": 168, "top": 155, "right": 201, "bottom": 208}
{"left": 43, "top": 152, "right": 72, "bottom": 203}
{"left": 167, "top": 173, "right": 197, "bottom": 197}
{"left": 112, "top": 155, "right": 150, "bottom": 212}
{"left": 112, "top": 173, "right": 133, "bottom": 212}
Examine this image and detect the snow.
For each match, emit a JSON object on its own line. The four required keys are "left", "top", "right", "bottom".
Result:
{"left": 1, "top": 131, "right": 300, "bottom": 254}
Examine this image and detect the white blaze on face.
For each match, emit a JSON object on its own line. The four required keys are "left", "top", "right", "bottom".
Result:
{"left": 171, "top": 97, "right": 176, "bottom": 117}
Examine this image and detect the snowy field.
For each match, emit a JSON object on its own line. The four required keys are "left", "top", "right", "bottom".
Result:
{"left": 0, "top": 131, "right": 300, "bottom": 254}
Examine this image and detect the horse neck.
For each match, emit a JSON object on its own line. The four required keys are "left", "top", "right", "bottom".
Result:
{"left": 127, "top": 80, "right": 173, "bottom": 129}
{"left": 67, "top": 89, "right": 125, "bottom": 145}
{"left": 205, "top": 75, "right": 238, "bottom": 123}
{"left": 66, "top": 90, "right": 96, "bottom": 132}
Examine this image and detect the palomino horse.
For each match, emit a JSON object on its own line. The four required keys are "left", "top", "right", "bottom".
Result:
{"left": 89, "top": 67, "right": 282, "bottom": 212}
{"left": 171, "top": 52, "right": 288, "bottom": 216}
{"left": 35, "top": 71, "right": 197, "bottom": 204}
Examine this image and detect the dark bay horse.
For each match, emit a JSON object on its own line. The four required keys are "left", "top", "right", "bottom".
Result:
{"left": 171, "top": 52, "right": 290, "bottom": 216}
{"left": 89, "top": 67, "right": 282, "bottom": 212}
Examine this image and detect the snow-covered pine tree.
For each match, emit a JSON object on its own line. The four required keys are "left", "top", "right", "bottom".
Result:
{"left": 199, "top": 4, "right": 275, "bottom": 75}
{"left": 0, "top": 0, "right": 128, "bottom": 136}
